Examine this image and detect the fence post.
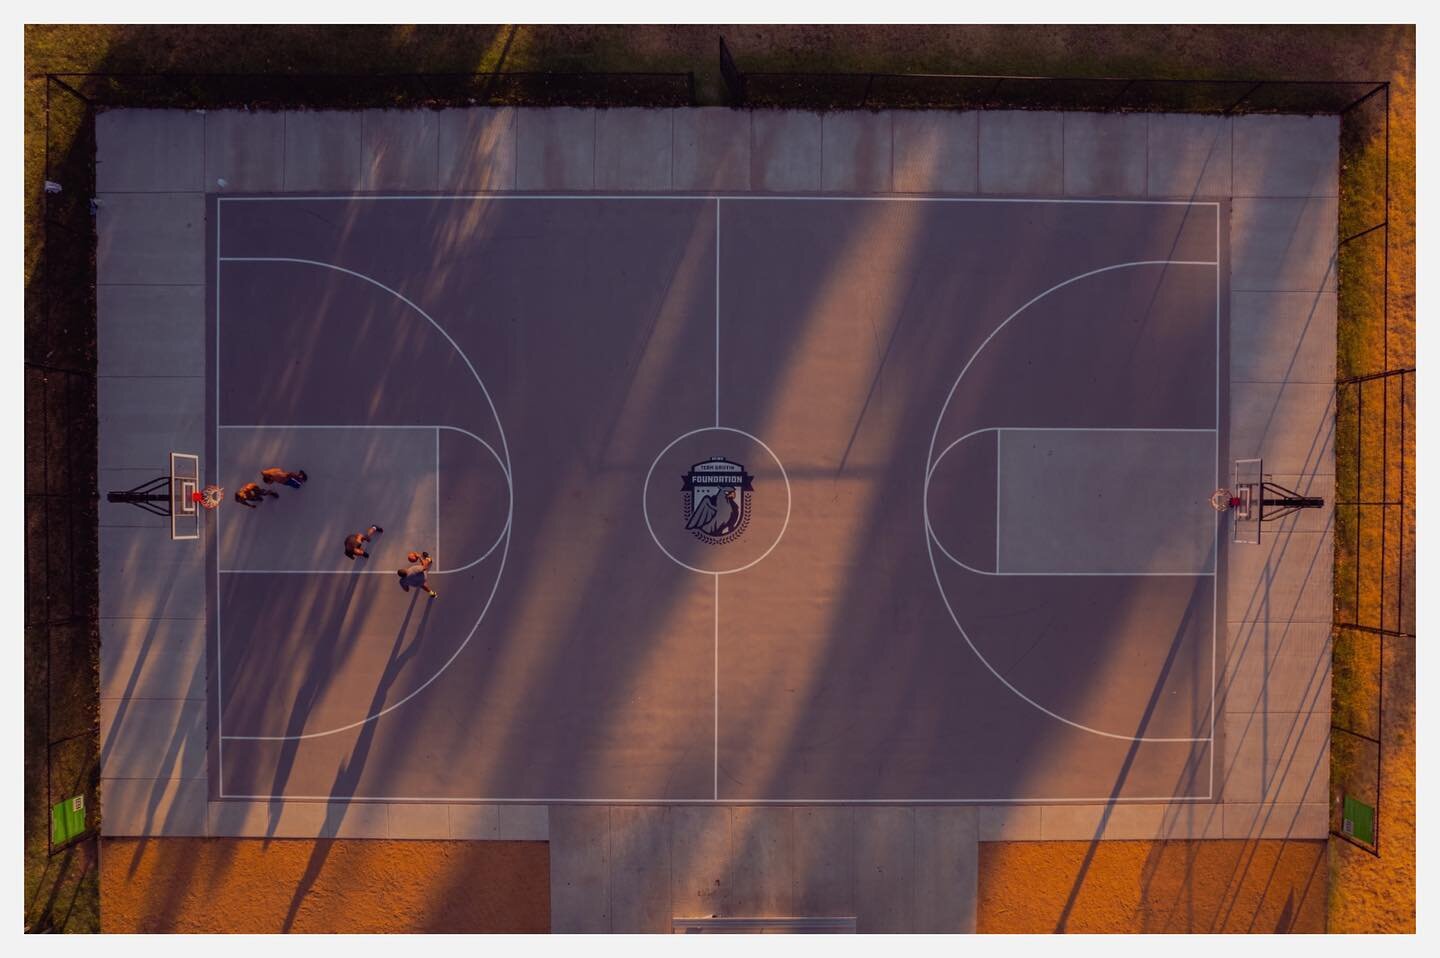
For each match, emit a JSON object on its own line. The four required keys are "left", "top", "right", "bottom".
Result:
{"left": 1107, "top": 78, "right": 1135, "bottom": 111}
{"left": 719, "top": 36, "right": 745, "bottom": 107}
{"left": 1223, "top": 80, "right": 1264, "bottom": 114}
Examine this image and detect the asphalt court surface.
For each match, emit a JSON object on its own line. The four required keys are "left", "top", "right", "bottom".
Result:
{"left": 209, "top": 194, "right": 1226, "bottom": 802}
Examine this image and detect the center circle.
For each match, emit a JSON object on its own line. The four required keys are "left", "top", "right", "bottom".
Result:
{"left": 642, "top": 426, "right": 791, "bottom": 576}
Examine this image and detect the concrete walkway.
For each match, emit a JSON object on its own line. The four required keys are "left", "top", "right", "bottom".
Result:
{"left": 95, "top": 106, "right": 1336, "bottom": 930}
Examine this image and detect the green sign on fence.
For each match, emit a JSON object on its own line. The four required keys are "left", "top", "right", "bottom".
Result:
{"left": 1341, "top": 795, "right": 1375, "bottom": 845}
{"left": 51, "top": 795, "right": 86, "bottom": 845}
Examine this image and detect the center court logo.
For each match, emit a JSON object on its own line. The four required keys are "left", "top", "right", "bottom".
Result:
{"left": 682, "top": 457, "right": 754, "bottom": 545}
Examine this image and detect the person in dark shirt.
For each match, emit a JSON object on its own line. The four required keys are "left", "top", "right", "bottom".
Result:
{"left": 344, "top": 524, "right": 383, "bottom": 559}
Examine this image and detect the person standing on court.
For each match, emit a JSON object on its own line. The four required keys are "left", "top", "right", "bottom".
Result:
{"left": 261, "top": 467, "right": 308, "bottom": 489}
{"left": 233, "top": 482, "right": 277, "bottom": 509}
{"left": 396, "top": 550, "right": 438, "bottom": 599}
{"left": 344, "top": 524, "right": 383, "bottom": 560}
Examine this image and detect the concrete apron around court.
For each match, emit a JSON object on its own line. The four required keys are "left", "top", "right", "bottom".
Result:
{"left": 95, "top": 106, "right": 1335, "bottom": 932}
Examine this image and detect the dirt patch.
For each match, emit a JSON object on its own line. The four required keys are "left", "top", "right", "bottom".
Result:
{"left": 978, "top": 840, "right": 1327, "bottom": 933}
{"left": 100, "top": 838, "right": 549, "bottom": 933}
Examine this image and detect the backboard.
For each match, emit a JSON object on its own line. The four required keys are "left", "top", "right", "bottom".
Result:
{"left": 1231, "top": 457, "right": 1263, "bottom": 544}
{"left": 170, "top": 453, "right": 200, "bottom": 541}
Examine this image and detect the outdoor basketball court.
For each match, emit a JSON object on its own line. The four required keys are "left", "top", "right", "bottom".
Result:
{"left": 199, "top": 192, "right": 1231, "bottom": 804}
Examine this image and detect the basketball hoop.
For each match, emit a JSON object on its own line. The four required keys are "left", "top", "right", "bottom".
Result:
{"left": 1210, "top": 488, "right": 1234, "bottom": 513}
{"left": 194, "top": 485, "right": 224, "bottom": 510}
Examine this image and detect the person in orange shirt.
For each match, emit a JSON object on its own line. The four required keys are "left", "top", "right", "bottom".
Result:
{"left": 233, "top": 482, "right": 277, "bottom": 509}
{"left": 261, "top": 467, "right": 307, "bottom": 489}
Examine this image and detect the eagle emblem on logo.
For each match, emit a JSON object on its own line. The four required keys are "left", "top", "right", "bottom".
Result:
{"left": 682, "top": 457, "right": 754, "bottom": 545}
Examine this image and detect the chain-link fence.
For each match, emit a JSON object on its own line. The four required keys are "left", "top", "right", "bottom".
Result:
{"left": 718, "top": 40, "right": 1384, "bottom": 116}
{"left": 716, "top": 38, "right": 1409, "bottom": 857}
{"left": 26, "top": 56, "right": 1407, "bottom": 881}
{"left": 46, "top": 69, "right": 697, "bottom": 111}
{"left": 30, "top": 75, "right": 101, "bottom": 865}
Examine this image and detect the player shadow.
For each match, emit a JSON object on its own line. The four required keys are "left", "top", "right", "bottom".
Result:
{"left": 280, "top": 596, "right": 434, "bottom": 931}
{"left": 1089, "top": 408, "right": 1335, "bottom": 931}
{"left": 260, "top": 573, "right": 371, "bottom": 825}
{"left": 95, "top": 563, "right": 207, "bottom": 874}
{"left": 1049, "top": 571, "right": 1210, "bottom": 931}
{"left": 939, "top": 424, "right": 1324, "bottom": 928}
{"left": 222, "top": 191, "right": 1237, "bottom": 902}
{"left": 352, "top": 195, "right": 731, "bottom": 801}
{"left": 729, "top": 203, "right": 1218, "bottom": 800}
{"left": 649, "top": 199, "right": 1238, "bottom": 924}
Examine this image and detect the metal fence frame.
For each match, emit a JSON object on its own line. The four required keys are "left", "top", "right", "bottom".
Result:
{"left": 1332, "top": 361, "right": 1412, "bottom": 857}
{"left": 40, "top": 68, "right": 697, "bottom": 110}
{"left": 716, "top": 41, "right": 1409, "bottom": 857}
{"left": 718, "top": 39, "right": 1385, "bottom": 116}
{"left": 31, "top": 74, "right": 101, "bottom": 863}
{"left": 1328, "top": 80, "right": 1406, "bottom": 858}
{"left": 29, "top": 57, "right": 1409, "bottom": 863}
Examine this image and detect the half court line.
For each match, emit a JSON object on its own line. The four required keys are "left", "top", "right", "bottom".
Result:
{"left": 714, "top": 573, "right": 720, "bottom": 802}
{"left": 715, "top": 197, "right": 721, "bottom": 428}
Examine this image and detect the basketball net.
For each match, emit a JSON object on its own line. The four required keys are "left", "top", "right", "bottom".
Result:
{"left": 1210, "top": 488, "right": 1240, "bottom": 513}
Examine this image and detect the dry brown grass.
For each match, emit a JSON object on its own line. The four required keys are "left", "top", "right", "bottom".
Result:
{"left": 100, "top": 838, "right": 550, "bottom": 933}
{"left": 1327, "top": 39, "right": 1415, "bottom": 935}
{"left": 978, "top": 840, "right": 1328, "bottom": 933}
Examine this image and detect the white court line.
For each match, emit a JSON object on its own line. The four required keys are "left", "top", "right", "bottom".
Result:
{"left": 923, "top": 259, "right": 1220, "bottom": 744}
{"left": 435, "top": 427, "right": 440, "bottom": 560}
{"left": 215, "top": 424, "right": 510, "bottom": 574}
{"left": 215, "top": 256, "right": 513, "bottom": 750}
{"left": 1211, "top": 203, "right": 1221, "bottom": 796}
{"left": 215, "top": 196, "right": 224, "bottom": 792}
{"left": 220, "top": 194, "right": 1221, "bottom": 209}
{"left": 713, "top": 199, "right": 720, "bottom": 794}
{"left": 217, "top": 794, "right": 1215, "bottom": 804}
{"left": 929, "top": 426, "right": 1220, "bottom": 577}
{"left": 217, "top": 258, "right": 512, "bottom": 468}
{"left": 713, "top": 573, "right": 719, "bottom": 802}
{"left": 213, "top": 202, "right": 1218, "bottom": 796}
{"left": 714, "top": 197, "right": 721, "bottom": 428}
{"left": 220, "top": 423, "right": 509, "bottom": 480}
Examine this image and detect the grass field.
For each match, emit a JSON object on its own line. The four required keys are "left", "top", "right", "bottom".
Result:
{"left": 23, "top": 23, "right": 1414, "bottom": 934}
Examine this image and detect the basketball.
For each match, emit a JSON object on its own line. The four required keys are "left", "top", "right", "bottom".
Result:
{"left": 406, "top": 551, "right": 422, "bottom": 563}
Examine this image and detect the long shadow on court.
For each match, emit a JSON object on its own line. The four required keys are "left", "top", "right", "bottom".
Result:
{"left": 258, "top": 574, "right": 369, "bottom": 822}
{"left": 280, "top": 597, "right": 433, "bottom": 931}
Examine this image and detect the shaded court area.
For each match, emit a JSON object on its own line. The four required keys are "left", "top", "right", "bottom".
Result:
{"left": 209, "top": 194, "right": 1224, "bottom": 803}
